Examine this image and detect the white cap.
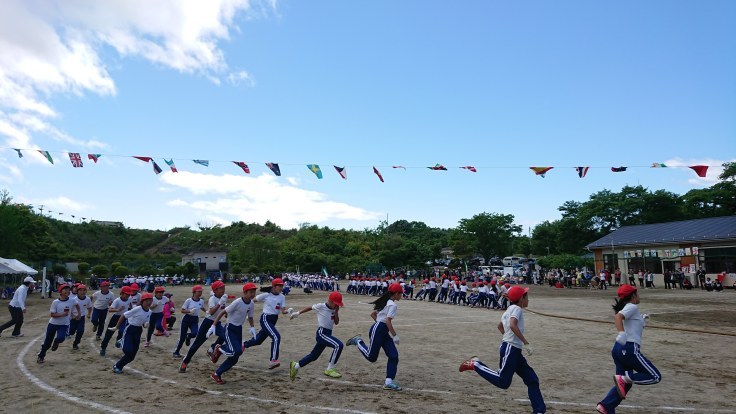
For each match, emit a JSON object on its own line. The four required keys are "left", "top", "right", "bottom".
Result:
{"left": 24, "top": 276, "right": 36, "bottom": 283}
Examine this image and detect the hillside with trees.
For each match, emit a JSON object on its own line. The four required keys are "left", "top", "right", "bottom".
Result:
{"left": 1, "top": 162, "right": 733, "bottom": 276}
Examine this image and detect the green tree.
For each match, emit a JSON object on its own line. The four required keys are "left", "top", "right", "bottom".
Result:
{"left": 113, "top": 266, "right": 129, "bottom": 277}
{"left": 456, "top": 213, "right": 522, "bottom": 259}
{"left": 52, "top": 263, "right": 68, "bottom": 276}
{"left": 78, "top": 262, "right": 90, "bottom": 275}
{"left": 91, "top": 264, "right": 109, "bottom": 277}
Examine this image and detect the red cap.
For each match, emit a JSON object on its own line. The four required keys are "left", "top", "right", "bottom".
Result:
{"left": 461, "top": 281, "right": 466, "bottom": 285}
{"left": 121, "top": 286, "right": 132, "bottom": 295}
{"left": 504, "top": 283, "right": 511, "bottom": 288}
{"left": 471, "top": 282, "right": 477, "bottom": 287}
{"left": 272, "top": 278, "right": 284, "bottom": 286}
{"left": 211, "top": 281, "right": 225, "bottom": 291}
{"left": 328, "top": 291, "right": 344, "bottom": 307}
{"left": 490, "top": 280, "right": 496, "bottom": 285}
{"left": 388, "top": 283, "right": 403, "bottom": 294}
{"left": 58, "top": 284, "right": 70, "bottom": 293}
{"left": 507, "top": 286, "right": 529, "bottom": 302}
{"left": 154, "top": 286, "right": 165, "bottom": 293}
{"left": 130, "top": 283, "right": 139, "bottom": 291}
{"left": 192, "top": 285, "right": 203, "bottom": 292}
{"left": 76, "top": 284, "right": 87, "bottom": 290}
{"left": 243, "top": 282, "right": 257, "bottom": 292}
{"left": 140, "top": 292, "right": 153, "bottom": 301}
{"left": 100, "top": 281, "right": 110, "bottom": 287}
{"left": 617, "top": 284, "right": 637, "bottom": 299}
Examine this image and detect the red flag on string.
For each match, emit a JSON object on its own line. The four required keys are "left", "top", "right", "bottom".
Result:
{"left": 233, "top": 161, "right": 250, "bottom": 174}
{"left": 689, "top": 165, "right": 708, "bottom": 178}
{"left": 460, "top": 166, "right": 477, "bottom": 172}
{"left": 133, "top": 156, "right": 152, "bottom": 163}
{"left": 373, "top": 166, "right": 384, "bottom": 182}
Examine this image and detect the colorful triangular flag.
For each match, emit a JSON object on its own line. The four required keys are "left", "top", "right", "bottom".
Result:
{"left": 688, "top": 165, "right": 708, "bottom": 178}
{"left": 651, "top": 163, "right": 667, "bottom": 168}
{"left": 373, "top": 166, "right": 384, "bottom": 182}
{"left": 152, "top": 161, "right": 163, "bottom": 175}
{"left": 392, "top": 165, "right": 406, "bottom": 170}
{"left": 193, "top": 159, "right": 209, "bottom": 167}
{"left": 38, "top": 150, "right": 54, "bottom": 164}
{"left": 530, "top": 167, "right": 553, "bottom": 177}
{"left": 133, "top": 156, "right": 152, "bottom": 163}
{"left": 460, "top": 166, "right": 477, "bottom": 173}
{"left": 232, "top": 161, "right": 250, "bottom": 174}
{"left": 334, "top": 165, "right": 347, "bottom": 179}
{"left": 13, "top": 149, "right": 23, "bottom": 158}
{"left": 576, "top": 166, "right": 589, "bottom": 178}
{"left": 87, "top": 154, "right": 101, "bottom": 163}
{"left": 266, "top": 163, "right": 281, "bottom": 176}
{"left": 307, "top": 164, "right": 323, "bottom": 179}
{"left": 164, "top": 159, "right": 178, "bottom": 173}
{"left": 68, "top": 152, "right": 83, "bottom": 168}
{"left": 611, "top": 166, "right": 627, "bottom": 172}
{"left": 428, "top": 164, "right": 447, "bottom": 171}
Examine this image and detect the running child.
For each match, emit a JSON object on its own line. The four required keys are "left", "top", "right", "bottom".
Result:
{"left": 242, "top": 278, "right": 293, "bottom": 369}
{"left": 459, "top": 286, "right": 546, "bottom": 414}
{"left": 100, "top": 286, "right": 132, "bottom": 356}
{"left": 173, "top": 285, "right": 204, "bottom": 358}
{"left": 68, "top": 284, "right": 92, "bottom": 350}
{"left": 596, "top": 285, "right": 661, "bottom": 414}
{"left": 209, "top": 283, "right": 257, "bottom": 384}
{"left": 144, "top": 286, "right": 168, "bottom": 347}
{"left": 111, "top": 292, "right": 153, "bottom": 373}
{"left": 37, "top": 284, "right": 73, "bottom": 363}
{"left": 179, "top": 281, "right": 228, "bottom": 373}
{"left": 90, "top": 281, "right": 114, "bottom": 340}
{"left": 162, "top": 293, "right": 176, "bottom": 332}
{"left": 346, "top": 283, "right": 403, "bottom": 391}
{"left": 289, "top": 291, "right": 345, "bottom": 381}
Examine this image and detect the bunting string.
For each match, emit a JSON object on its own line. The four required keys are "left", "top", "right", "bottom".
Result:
{"left": 3, "top": 147, "right": 718, "bottom": 180}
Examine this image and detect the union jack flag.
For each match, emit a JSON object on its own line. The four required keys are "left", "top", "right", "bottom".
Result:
{"left": 68, "top": 152, "right": 83, "bottom": 168}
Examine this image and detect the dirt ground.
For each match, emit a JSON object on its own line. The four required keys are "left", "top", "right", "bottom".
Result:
{"left": 1, "top": 284, "right": 734, "bottom": 414}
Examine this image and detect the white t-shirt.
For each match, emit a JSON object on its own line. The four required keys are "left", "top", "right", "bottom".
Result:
{"left": 71, "top": 295, "right": 92, "bottom": 318}
{"left": 49, "top": 298, "right": 73, "bottom": 325}
{"left": 376, "top": 299, "right": 397, "bottom": 323}
{"left": 124, "top": 306, "right": 152, "bottom": 327}
{"left": 128, "top": 293, "right": 141, "bottom": 309}
{"left": 224, "top": 298, "right": 255, "bottom": 327}
{"left": 255, "top": 292, "right": 286, "bottom": 315}
{"left": 619, "top": 303, "right": 645, "bottom": 345}
{"left": 111, "top": 297, "right": 130, "bottom": 316}
{"left": 206, "top": 294, "right": 228, "bottom": 321}
{"left": 441, "top": 279, "right": 450, "bottom": 288}
{"left": 10, "top": 284, "right": 28, "bottom": 310}
{"left": 501, "top": 304, "right": 525, "bottom": 349}
{"left": 312, "top": 303, "right": 337, "bottom": 330}
{"left": 150, "top": 296, "right": 168, "bottom": 314}
{"left": 92, "top": 290, "right": 115, "bottom": 310}
{"left": 181, "top": 297, "right": 204, "bottom": 317}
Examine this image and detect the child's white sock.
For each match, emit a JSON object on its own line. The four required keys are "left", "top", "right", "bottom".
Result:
{"left": 385, "top": 378, "right": 392, "bottom": 385}
{"left": 327, "top": 362, "right": 335, "bottom": 370}
{"left": 295, "top": 362, "right": 300, "bottom": 370}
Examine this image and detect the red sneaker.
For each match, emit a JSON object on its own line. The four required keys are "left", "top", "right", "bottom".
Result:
{"left": 210, "top": 344, "right": 222, "bottom": 364}
{"left": 210, "top": 372, "right": 225, "bottom": 385}
{"left": 613, "top": 374, "right": 628, "bottom": 399}
{"left": 459, "top": 356, "right": 478, "bottom": 372}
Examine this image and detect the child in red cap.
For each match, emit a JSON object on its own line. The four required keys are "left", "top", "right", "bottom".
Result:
{"left": 347, "top": 283, "right": 404, "bottom": 391}
{"left": 242, "top": 278, "right": 294, "bottom": 369}
{"left": 596, "top": 285, "right": 661, "bottom": 414}
{"left": 179, "top": 281, "right": 228, "bottom": 373}
{"left": 289, "top": 291, "right": 345, "bottom": 381}
{"left": 209, "top": 283, "right": 258, "bottom": 384}
{"left": 173, "top": 285, "right": 204, "bottom": 358}
{"left": 111, "top": 292, "right": 153, "bottom": 373}
{"left": 37, "top": 284, "right": 73, "bottom": 363}
{"left": 459, "top": 286, "right": 546, "bottom": 413}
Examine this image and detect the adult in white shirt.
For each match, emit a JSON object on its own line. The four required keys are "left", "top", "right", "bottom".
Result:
{"left": 0, "top": 276, "right": 36, "bottom": 337}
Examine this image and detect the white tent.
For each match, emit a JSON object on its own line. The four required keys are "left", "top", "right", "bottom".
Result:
{"left": 0, "top": 263, "right": 18, "bottom": 274}
{"left": 0, "top": 258, "right": 38, "bottom": 274}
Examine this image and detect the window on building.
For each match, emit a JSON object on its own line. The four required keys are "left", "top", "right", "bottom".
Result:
{"left": 603, "top": 254, "right": 619, "bottom": 272}
{"left": 627, "top": 258, "right": 660, "bottom": 273}
{"left": 703, "top": 247, "right": 736, "bottom": 273}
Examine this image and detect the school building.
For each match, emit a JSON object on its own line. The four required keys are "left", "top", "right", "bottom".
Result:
{"left": 586, "top": 215, "right": 736, "bottom": 287}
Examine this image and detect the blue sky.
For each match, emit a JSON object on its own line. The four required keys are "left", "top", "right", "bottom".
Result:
{"left": 0, "top": 0, "right": 734, "bottom": 232}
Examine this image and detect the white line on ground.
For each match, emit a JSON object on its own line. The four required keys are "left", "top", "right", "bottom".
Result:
{"left": 18, "top": 335, "right": 134, "bottom": 414}
{"left": 87, "top": 338, "right": 375, "bottom": 414}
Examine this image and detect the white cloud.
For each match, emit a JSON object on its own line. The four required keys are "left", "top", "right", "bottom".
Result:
{"left": 663, "top": 157, "right": 734, "bottom": 186}
{"left": 0, "top": 0, "right": 263, "bottom": 161}
{"left": 161, "top": 171, "right": 381, "bottom": 228}
{"left": 227, "top": 70, "right": 255, "bottom": 87}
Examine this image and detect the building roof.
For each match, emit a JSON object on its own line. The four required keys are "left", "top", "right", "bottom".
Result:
{"left": 586, "top": 216, "right": 736, "bottom": 249}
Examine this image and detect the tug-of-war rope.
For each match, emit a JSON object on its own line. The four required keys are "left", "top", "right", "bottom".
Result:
{"left": 526, "top": 308, "right": 736, "bottom": 337}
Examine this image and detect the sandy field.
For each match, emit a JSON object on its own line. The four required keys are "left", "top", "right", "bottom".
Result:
{"left": 1, "top": 284, "right": 734, "bottom": 414}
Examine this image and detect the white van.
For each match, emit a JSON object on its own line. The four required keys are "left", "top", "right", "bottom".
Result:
{"left": 502, "top": 256, "right": 525, "bottom": 266}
